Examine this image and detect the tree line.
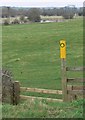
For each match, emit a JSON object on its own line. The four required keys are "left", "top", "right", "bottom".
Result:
{"left": 0, "top": 6, "right": 83, "bottom": 23}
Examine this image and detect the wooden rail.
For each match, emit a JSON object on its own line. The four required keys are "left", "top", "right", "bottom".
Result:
{"left": 67, "top": 78, "right": 85, "bottom": 83}
{"left": 20, "top": 95, "right": 63, "bottom": 102}
{"left": 20, "top": 87, "right": 62, "bottom": 95}
{"left": 66, "top": 67, "right": 85, "bottom": 71}
{"left": 67, "top": 85, "right": 85, "bottom": 90}
{"left": 68, "top": 90, "right": 84, "bottom": 95}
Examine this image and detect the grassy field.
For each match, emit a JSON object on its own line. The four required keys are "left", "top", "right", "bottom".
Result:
{"left": 2, "top": 18, "right": 83, "bottom": 118}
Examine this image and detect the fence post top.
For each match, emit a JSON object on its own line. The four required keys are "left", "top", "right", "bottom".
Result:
{"left": 60, "top": 40, "right": 66, "bottom": 59}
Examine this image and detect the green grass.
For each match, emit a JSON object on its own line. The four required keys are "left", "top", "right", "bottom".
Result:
{"left": 2, "top": 99, "right": 84, "bottom": 118}
{"left": 2, "top": 18, "right": 83, "bottom": 118}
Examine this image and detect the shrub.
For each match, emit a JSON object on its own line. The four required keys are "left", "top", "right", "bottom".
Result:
{"left": 62, "top": 13, "right": 74, "bottom": 19}
{"left": 12, "top": 19, "right": 20, "bottom": 24}
{"left": 20, "top": 16, "right": 25, "bottom": 22}
{"left": 20, "top": 16, "right": 28, "bottom": 23}
{"left": 23, "top": 18, "right": 29, "bottom": 23}
{"left": 3, "top": 19, "right": 10, "bottom": 25}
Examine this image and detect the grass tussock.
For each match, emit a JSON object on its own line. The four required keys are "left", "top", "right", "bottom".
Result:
{"left": 2, "top": 98, "right": 84, "bottom": 118}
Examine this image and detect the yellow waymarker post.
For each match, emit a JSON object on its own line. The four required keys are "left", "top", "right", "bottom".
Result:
{"left": 60, "top": 40, "right": 68, "bottom": 102}
{"left": 60, "top": 40, "right": 66, "bottom": 59}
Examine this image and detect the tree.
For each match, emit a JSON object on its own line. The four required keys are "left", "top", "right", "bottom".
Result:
{"left": 78, "top": 7, "right": 83, "bottom": 16}
{"left": 28, "top": 8, "right": 41, "bottom": 22}
{"left": 62, "top": 6, "right": 75, "bottom": 19}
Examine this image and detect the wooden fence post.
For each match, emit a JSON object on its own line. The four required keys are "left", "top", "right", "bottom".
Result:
{"left": 60, "top": 40, "right": 68, "bottom": 102}
{"left": 13, "top": 81, "right": 20, "bottom": 105}
{"left": 61, "top": 58, "right": 68, "bottom": 102}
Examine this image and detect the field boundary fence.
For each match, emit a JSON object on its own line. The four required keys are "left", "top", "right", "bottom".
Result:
{"left": 11, "top": 64, "right": 85, "bottom": 104}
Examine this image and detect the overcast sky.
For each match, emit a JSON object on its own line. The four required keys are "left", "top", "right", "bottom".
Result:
{"left": 0, "top": 0, "right": 84, "bottom": 7}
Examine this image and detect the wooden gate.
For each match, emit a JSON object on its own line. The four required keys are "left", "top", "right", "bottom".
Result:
{"left": 60, "top": 40, "right": 85, "bottom": 102}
